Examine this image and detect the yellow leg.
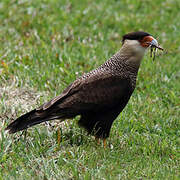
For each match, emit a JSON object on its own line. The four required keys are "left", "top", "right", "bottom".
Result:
{"left": 57, "top": 128, "right": 61, "bottom": 146}
{"left": 103, "top": 139, "right": 106, "bottom": 148}
{"left": 95, "top": 137, "right": 100, "bottom": 145}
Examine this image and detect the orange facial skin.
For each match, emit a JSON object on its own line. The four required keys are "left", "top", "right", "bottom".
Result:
{"left": 139, "top": 36, "right": 154, "bottom": 48}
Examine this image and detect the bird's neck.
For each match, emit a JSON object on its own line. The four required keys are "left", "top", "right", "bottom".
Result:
{"left": 118, "top": 41, "right": 146, "bottom": 70}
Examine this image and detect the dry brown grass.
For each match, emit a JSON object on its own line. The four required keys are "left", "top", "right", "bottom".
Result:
{"left": 0, "top": 79, "right": 73, "bottom": 140}
{"left": 0, "top": 79, "right": 45, "bottom": 138}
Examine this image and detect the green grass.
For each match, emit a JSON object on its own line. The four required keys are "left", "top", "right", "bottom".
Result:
{"left": 0, "top": 0, "right": 180, "bottom": 179}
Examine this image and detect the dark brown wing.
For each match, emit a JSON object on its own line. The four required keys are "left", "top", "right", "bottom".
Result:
{"left": 37, "top": 71, "right": 133, "bottom": 113}
{"left": 37, "top": 79, "right": 81, "bottom": 110}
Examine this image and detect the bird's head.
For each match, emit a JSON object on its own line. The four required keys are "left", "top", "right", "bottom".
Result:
{"left": 122, "top": 31, "right": 163, "bottom": 60}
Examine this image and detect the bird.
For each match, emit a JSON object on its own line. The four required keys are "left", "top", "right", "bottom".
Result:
{"left": 6, "top": 31, "right": 163, "bottom": 145}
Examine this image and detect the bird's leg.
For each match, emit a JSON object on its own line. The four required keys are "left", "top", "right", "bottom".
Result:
{"left": 95, "top": 137, "right": 100, "bottom": 145}
{"left": 24, "top": 129, "right": 27, "bottom": 141}
{"left": 95, "top": 137, "right": 107, "bottom": 148}
{"left": 103, "top": 139, "right": 107, "bottom": 148}
{"left": 57, "top": 128, "right": 61, "bottom": 146}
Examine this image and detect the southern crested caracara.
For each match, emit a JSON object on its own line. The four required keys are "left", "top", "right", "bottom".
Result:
{"left": 6, "top": 31, "right": 163, "bottom": 144}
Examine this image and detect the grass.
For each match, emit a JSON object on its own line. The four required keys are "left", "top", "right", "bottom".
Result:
{"left": 0, "top": 0, "right": 180, "bottom": 179}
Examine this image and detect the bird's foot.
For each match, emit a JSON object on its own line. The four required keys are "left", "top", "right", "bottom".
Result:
{"left": 95, "top": 137, "right": 107, "bottom": 148}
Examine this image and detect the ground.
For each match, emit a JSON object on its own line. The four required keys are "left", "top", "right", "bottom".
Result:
{"left": 0, "top": 0, "right": 179, "bottom": 179}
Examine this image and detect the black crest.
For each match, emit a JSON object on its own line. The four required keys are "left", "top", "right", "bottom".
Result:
{"left": 122, "top": 31, "right": 151, "bottom": 43}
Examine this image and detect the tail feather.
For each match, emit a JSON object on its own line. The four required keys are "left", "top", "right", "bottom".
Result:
{"left": 6, "top": 109, "right": 64, "bottom": 134}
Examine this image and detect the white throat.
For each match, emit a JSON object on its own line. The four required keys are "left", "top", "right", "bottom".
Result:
{"left": 124, "top": 40, "right": 147, "bottom": 57}
{"left": 120, "top": 40, "right": 147, "bottom": 68}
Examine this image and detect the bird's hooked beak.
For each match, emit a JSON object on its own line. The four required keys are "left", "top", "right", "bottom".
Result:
{"left": 149, "top": 38, "right": 163, "bottom": 51}
{"left": 149, "top": 37, "right": 163, "bottom": 61}
{"left": 140, "top": 36, "right": 163, "bottom": 51}
{"left": 150, "top": 38, "right": 158, "bottom": 47}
